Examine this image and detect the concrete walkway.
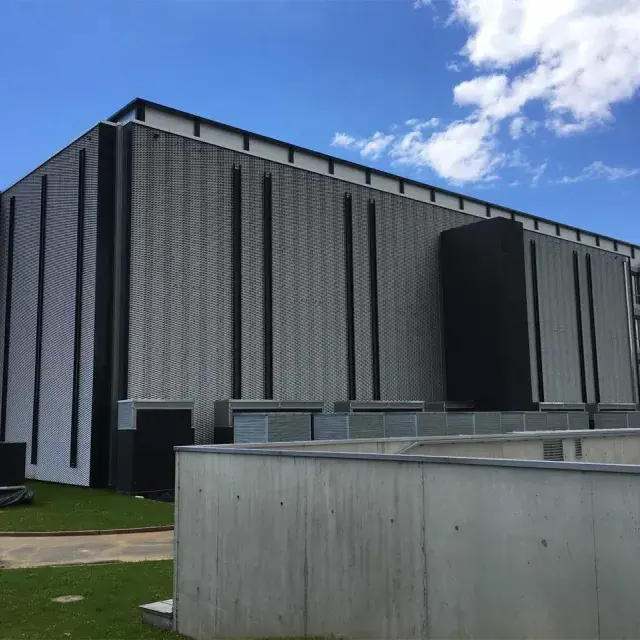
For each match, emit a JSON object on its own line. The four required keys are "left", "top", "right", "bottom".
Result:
{"left": 0, "top": 529, "right": 173, "bottom": 569}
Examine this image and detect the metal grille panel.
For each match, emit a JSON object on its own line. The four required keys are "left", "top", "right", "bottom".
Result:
{"left": 474, "top": 412, "right": 502, "bottom": 435}
{"left": 348, "top": 413, "right": 384, "bottom": 439}
{"left": 594, "top": 413, "right": 627, "bottom": 430}
{"left": 1, "top": 130, "right": 99, "bottom": 485}
{"left": 567, "top": 412, "right": 589, "bottom": 430}
{"left": 312, "top": 414, "right": 348, "bottom": 440}
{"left": 446, "top": 413, "right": 474, "bottom": 436}
{"left": 502, "top": 413, "right": 526, "bottom": 432}
{"left": 546, "top": 413, "right": 569, "bottom": 431}
{"left": 266, "top": 413, "right": 311, "bottom": 442}
{"left": 233, "top": 414, "right": 267, "bottom": 444}
{"left": 523, "top": 412, "right": 547, "bottom": 432}
{"left": 383, "top": 413, "right": 417, "bottom": 438}
{"left": 627, "top": 412, "right": 640, "bottom": 429}
{"left": 543, "top": 439, "right": 564, "bottom": 461}
{"left": 417, "top": 412, "right": 447, "bottom": 437}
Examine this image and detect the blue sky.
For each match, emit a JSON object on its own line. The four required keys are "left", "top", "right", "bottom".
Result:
{"left": 1, "top": 0, "right": 639, "bottom": 242}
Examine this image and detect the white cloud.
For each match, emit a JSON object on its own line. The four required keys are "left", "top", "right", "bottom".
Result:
{"left": 555, "top": 161, "right": 640, "bottom": 184}
{"left": 413, "top": 0, "right": 432, "bottom": 7}
{"left": 359, "top": 132, "right": 395, "bottom": 160}
{"left": 506, "top": 150, "right": 547, "bottom": 186}
{"left": 509, "top": 116, "right": 539, "bottom": 139}
{"left": 391, "top": 118, "right": 503, "bottom": 184}
{"left": 446, "top": 61, "right": 463, "bottom": 72}
{"left": 331, "top": 131, "right": 394, "bottom": 160}
{"left": 331, "top": 132, "right": 357, "bottom": 148}
{"left": 330, "top": 0, "right": 640, "bottom": 184}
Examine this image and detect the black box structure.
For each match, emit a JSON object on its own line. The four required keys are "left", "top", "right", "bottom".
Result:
{"left": 116, "top": 400, "right": 194, "bottom": 495}
{"left": 0, "top": 98, "right": 638, "bottom": 485}
{"left": 0, "top": 442, "right": 26, "bottom": 486}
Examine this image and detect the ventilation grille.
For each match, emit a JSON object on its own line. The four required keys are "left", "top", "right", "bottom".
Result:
{"left": 543, "top": 439, "right": 564, "bottom": 461}
{"left": 574, "top": 438, "right": 583, "bottom": 460}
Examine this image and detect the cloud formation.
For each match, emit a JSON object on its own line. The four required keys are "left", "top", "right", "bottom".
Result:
{"left": 331, "top": 0, "right": 640, "bottom": 184}
{"left": 555, "top": 161, "right": 640, "bottom": 184}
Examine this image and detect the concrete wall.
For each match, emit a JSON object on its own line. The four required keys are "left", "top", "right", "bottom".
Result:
{"left": 233, "top": 429, "right": 640, "bottom": 464}
{"left": 174, "top": 447, "right": 640, "bottom": 639}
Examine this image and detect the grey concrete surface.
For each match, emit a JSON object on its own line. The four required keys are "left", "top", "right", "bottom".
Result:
{"left": 172, "top": 448, "right": 640, "bottom": 639}
{"left": 0, "top": 530, "right": 173, "bottom": 568}
{"left": 224, "top": 428, "right": 640, "bottom": 465}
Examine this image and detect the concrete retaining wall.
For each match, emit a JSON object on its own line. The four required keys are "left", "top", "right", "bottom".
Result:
{"left": 233, "top": 428, "right": 640, "bottom": 464}
{"left": 173, "top": 448, "right": 640, "bottom": 639}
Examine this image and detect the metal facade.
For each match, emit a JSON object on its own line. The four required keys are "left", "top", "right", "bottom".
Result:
{"left": 0, "top": 129, "right": 99, "bottom": 485}
{"left": 127, "top": 125, "right": 470, "bottom": 441}
{"left": 524, "top": 232, "right": 634, "bottom": 404}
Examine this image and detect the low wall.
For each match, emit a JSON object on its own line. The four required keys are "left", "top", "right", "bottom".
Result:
{"left": 173, "top": 447, "right": 640, "bottom": 639}
{"left": 232, "top": 428, "right": 640, "bottom": 464}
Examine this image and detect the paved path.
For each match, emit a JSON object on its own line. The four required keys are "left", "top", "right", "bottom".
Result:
{"left": 0, "top": 530, "right": 173, "bottom": 569}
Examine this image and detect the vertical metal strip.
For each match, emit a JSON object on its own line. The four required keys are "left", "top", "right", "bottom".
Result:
{"left": 70, "top": 150, "right": 86, "bottom": 467}
{"left": 368, "top": 199, "right": 381, "bottom": 400}
{"left": 232, "top": 165, "right": 242, "bottom": 399}
{"left": 0, "top": 196, "right": 16, "bottom": 442}
{"left": 622, "top": 261, "right": 638, "bottom": 403}
{"left": 92, "top": 123, "right": 118, "bottom": 488}
{"left": 530, "top": 240, "right": 545, "bottom": 402}
{"left": 31, "top": 175, "right": 48, "bottom": 464}
{"left": 585, "top": 253, "right": 601, "bottom": 403}
{"left": 344, "top": 193, "right": 356, "bottom": 400}
{"left": 573, "top": 251, "right": 587, "bottom": 403}
{"left": 263, "top": 173, "right": 273, "bottom": 400}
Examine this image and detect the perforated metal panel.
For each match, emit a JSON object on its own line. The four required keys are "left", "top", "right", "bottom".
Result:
{"left": 567, "top": 412, "right": 589, "bottom": 430}
{"left": 593, "top": 413, "right": 627, "bottom": 430}
{"left": 127, "top": 125, "right": 474, "bottom": 443}
{"left": 523, "top": 412, "right": 547, "bottom": 432}
{"left": 312, "top": 413, "right": 348, "bottom": 440}
{"left": 383, "top": 413, "right": 417, "bottom": 437}
{"left": 128, "top": 126, "right": 234, "bottom": 444}
{"left": 376, "top": 194, "right": 467, "bottom": 400}
{"left": 1, "top": 130, "right": 99, "bottom": 485}
{"left": 348, "top": 413, "right": 384, "bottom": 438}
{"left": 446, "top": 413, "right": 474, "bottom": 435}
{"left": 546, "top": 413, "right": 569, "bottom": 431}
{"left": 417, "top": 412, "right": 446, "bottom": 437}
{"left": 501, "top": 413, "right": 526, "bottom": 432}
{"left": 474, "top": 412, "right": 502, "bottom": 435}
{"left": 266, "top": 413, "right": 311, "bottom": 442}
{"left": 233, "top": 414, "right": 267, "bottom": 444}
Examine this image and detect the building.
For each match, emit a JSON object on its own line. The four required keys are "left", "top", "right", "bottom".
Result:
{"left": 0, "top": 98, "right": 638, "bottom": 486}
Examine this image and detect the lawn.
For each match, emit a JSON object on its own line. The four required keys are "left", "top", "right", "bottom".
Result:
{"left": 0, "top": 481, "right": 174, "bottom": 533}
{"left": 0, "top": 560, "right": 176, "bottom": 640}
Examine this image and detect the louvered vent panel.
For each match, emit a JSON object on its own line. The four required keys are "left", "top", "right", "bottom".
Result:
{"left": 446, "top": 413, "right": 474, "bottom": 436}
{"left": 417, "top": 413, "right": 447, "bottom": 437}
{"left": 383, "top": 413, "right": 417, "bottom": 437}
{"left": 543, "top": 439, "right": 564, "bottom": 461}
{"left": 349, "top": 413, "right": 384, "bottom": 439}
{"left": 474, "top": 412, "right": 502, "bottom": 435}
{"left": 312, "top": 414, "right": 348, "bottom": 441}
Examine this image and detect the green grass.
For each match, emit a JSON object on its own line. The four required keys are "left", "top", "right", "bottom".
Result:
{"left": 0, "top": 560, "right": 176, "bottom": 640}
{"left": 0, "top": 481, "right": 174, "bottom": 532}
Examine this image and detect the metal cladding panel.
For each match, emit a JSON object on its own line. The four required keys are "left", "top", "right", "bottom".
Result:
{"left": 128, "top": 126, "right": 234, "bottom": 444}
{"left": 523, "top": 412, "right": 547, "bottom": 432}
{"left": 266, "top": 413, "right": 311, "bottom": 442}
{"left": 312, "top": 413, "right": 348, "bottom": 440}
{"left": 628, "top": 412, "right": 640, "bottom": 429}
{"left": 118, "top": 401, "right": 135, "bottom": 430}
{"left": 240, "top": 159, "right": 264, "bottom": 400}
{"left": 348, "top": 412, "right": 384, "bottom": 439}
{"left": 233, "top": 414, "right": 267, "bottom": 444}
{"left": 533, "top": 236, "right": 583, "bottom": 402}
{"left": 0, "top": 198, "right": 8, "bottom": 414}
{"left": 0, "top": 130, "right": 98, "bottom": 485}
{"left": 567, "top": 412, "right": 589, "bottom": 430}
{"left": 591, "top": 252, "right": 635, "bottom": 402}
{"left": 474, "top": 412, "right": 502, "bottom": 435}
{"left": 375, "top": 194, "right": 467, "bottom": 400}
{"left": 546, "top": 412, "right": 570, "bottom": 431}
{"left": 593, "top": 413, "right": 628, "bottom": 430}
{"left": 522, "top": 240, "right": 539, "bottom": 402}
{"left": 383, "top": 412, "right": 417, "bottom": 438}
{"left": 271, "top": 165, "right": 348, "bottom": 402}
{"left": 446, "top": 413, "right": 474, "bottom": 435}
{"left": 350, "top": 190, "right": 373, "bottom": 400}
{"left": 502, "top": 413, "right": 526, "bottom": 432}
{"left": 417, "top": 412, "right": 447, "bottom": 437}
